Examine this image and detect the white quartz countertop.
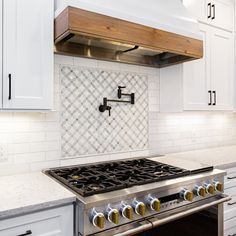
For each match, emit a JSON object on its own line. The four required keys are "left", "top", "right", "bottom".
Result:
{"left": 0, "top": 172, "right": 76, "bottom": 220}
{"left": 156, "top": 145, "right": 236, "bottom": 170}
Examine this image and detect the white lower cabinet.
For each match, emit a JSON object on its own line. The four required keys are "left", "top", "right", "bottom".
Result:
{"left": 225, "top": 218, "right": 236, "bottom": 236}
{"left": 224, "top": 167, "right": 236, "bottom": 236}
{"left": 0, "top": 205, "right": 73, "bottom": 236}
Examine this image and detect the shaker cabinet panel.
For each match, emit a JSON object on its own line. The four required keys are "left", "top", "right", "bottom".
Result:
{"left": 182, "top": 24, "right": 233, "bottom": 111}
{"left": 183, "top": 0, "right": 234, "bottom": 31}
{"left": 2, "top": 0, "right": 54, "bottom": 110}
{"left": 182, "top": 0, "right": 207, "bottom": 23}
{"left": 0, "top": 0, "right": 2, "bottom": 108}
{"left": 211, "top": 28, "right": 233, "bottom": 110}
{"left": 183, "top": 24, "right": 211, "bottom": 110}
{"left": 210, "top": 0, "right": 234, "bottom": 31}
{"left": 0, "top": 205, "right": 73, "bottom": 236}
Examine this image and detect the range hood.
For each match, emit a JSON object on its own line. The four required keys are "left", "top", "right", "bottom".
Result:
{"left": 54, "top": 0, "right": 203, "bottom": 68}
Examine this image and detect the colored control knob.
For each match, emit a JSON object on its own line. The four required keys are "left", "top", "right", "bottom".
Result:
{"left": 107, "top": 209, "right": 119, "bottom": 225}
{"left": 205, "top": 183, "right": 215, "bottom": 194}
{"left": 152, "top": 199, "right": 161, "bottom": 212}
{"left": 133, "top": 199, "right": 146, "bottom": 216}
{"left": 194, "top": 185, "right": 206, "bottom": 197}
{"left": 146, "top": 195, "right": 161, "bottom": 212}
{"left": 180, "top": 189, "right": 193, "bottom": 201}
{"left": 214, "top": 181, "right": 224, "bottom": 192}
{"left": 120, "top": 203, "right": 133, "bottom": 220}
{"left": 91, "top": 211, "right": 105, "bottom": 229}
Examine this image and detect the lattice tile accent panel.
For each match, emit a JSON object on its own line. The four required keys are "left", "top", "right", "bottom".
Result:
{"left": 60, "top": 66, "right": 148, "bottom": 158}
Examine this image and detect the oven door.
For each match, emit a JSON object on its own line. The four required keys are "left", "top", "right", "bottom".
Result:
{"left": 94, "top": 195, "right": 231, "bottom": 236}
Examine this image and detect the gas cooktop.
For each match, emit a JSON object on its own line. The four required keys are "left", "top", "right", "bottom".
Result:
{"left": 46, "top": 159, "right": 213, "bottom": 197}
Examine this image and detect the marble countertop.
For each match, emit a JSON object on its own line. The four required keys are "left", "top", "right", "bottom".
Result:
{"left": 1, "top": 145, "right": 236, "bottom": 220}
{"left": 0, "top": 172, "right": 76, "bottom": 220}
{"left": 157, "top": 145, "right": 236, "bottom": 170}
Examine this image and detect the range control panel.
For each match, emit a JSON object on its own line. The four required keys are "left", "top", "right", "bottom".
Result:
{"left": 87, "top": 180, "right": 224, "bottom": 230}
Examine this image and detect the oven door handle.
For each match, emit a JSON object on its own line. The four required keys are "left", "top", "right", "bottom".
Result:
{"left": 114, "top": 195, "right": 231, "bottom": 236}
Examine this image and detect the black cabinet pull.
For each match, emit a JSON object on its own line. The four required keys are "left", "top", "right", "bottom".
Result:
{"left": 8, "top": 74, "right": 12, "bottom": 100}
{"left": 212, "top": 4, "right": 215, "bottom": 20}
{"left": 228, "top": 234, "right": 236, "bottom": 236}
{"left": 212, "top": 91, "right": 216, "bottom": 105}
{"left": 208, "top": 3, "right": 212, "bottom": 18}
{"left": 227, "top": 176, "right": 236, "bottom": 180}
{"left": 17, "top": 230, "right": 32, "bottom": 236}
{"left": 208, "top": 90, "right": 212, "bottom": 105}
{"left": 228, "top": 201, "right": 236, "bottom": 206}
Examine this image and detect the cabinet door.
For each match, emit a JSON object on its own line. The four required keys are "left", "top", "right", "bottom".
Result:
{"left": 210, "top": 0, "right": 234, "bottom": 31}
{"left": 0, "top": 205, "right": 73, "bottom": 236}
{"left": 183, "top": 24, "right": 211, "bottom": 110}
{"left": 211, "top": 28, "right": 233, "bottom": 110}
{"left": 182, "top": 0, "right": 208, "bottom": 23}
{"left": 0, "top": 0, "right": 2, "bottom": 109}
{"left": 2, "top": 0, "right": 54, "bottom": 110}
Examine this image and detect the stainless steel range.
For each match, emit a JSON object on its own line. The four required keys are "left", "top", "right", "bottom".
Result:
{"left": 45, "top": 157, "right": 230, "bottom": 236}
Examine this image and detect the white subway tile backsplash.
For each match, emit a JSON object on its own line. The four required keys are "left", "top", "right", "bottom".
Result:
{"left": 13, "top": 152, "right": 45, "bottom": 164}
{"left": 74, "top": 57, "right": 98, "bottom": 67}
{"left": 46, "top": 132, "right": 61, "bottom": 141}
{"left": 12, "top": 132, "right": 45, "bottom": 143}
{"left": 45, "top": 151, "right": 61, "bottom": 161}
{"left": 10, "top": 143, "right": 30, "bottom": 154}
{"left": 149, "top": 112, "right": 236, "bottom": 155}
{"left": 30, "top": 160, "right": 60, "bottom": 172}
{"left": 0, "top": 163, "right": 30, "bottom": 176}
{"left": 97, "top": 60, "right": 121, "bottom": 70}
{"left": 119, "top": 63, "right": 140, "bottom": 73}
{"left": 54, "top": 54, "right": 74, "bottom": 65}
{"left": 0, "top": 55, "right": 235, "bottom": 176}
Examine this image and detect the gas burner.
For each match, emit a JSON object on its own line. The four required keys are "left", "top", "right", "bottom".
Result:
{"left": 47, "top": 159, "right": 209, "bottom": 196}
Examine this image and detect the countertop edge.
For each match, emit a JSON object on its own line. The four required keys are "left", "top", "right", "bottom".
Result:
{"left": 215, "top": 162, "right": 236, "bottom": 170}
{"left": 0, "top": 196, "right": 76, "bottom": 221}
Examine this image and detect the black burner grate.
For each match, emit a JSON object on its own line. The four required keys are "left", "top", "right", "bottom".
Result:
{"left": 47, "top": 159, "right": 192, "bottom": 197}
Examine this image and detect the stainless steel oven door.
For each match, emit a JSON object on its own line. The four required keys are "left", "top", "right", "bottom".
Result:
{"left": 94, "top": 195, "right": 231, "bottom": 236}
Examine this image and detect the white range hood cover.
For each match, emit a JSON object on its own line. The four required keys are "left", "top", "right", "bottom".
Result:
{"left": 55, "top": 0, "right": 202, "bottom": 40}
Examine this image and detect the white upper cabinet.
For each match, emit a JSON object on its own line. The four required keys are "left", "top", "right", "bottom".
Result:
{"left": 2, "top": 0, "right": 54, "bottom": 110}
{"left": 183, "top": 24, "right": 211, "bottom": 110}
{"left": 182, "top": 0, "right": 234, "bottom": 31}
{"left": 0, "top": 0, "right": 2, "bottom": 108}
{"left": 161, "top": 23, "right": 234, "bottom": 112}
{"left": 182, "top": 0, "right": 207, "bottom": 23}
{"left": 183, "top": 24, "right": 233, "bottom": 111}
{"left": 210, "top": 28, "right": 233, "bottom": 110}
{"left": 210, "top": 0, "right": 234, "bottom": 31}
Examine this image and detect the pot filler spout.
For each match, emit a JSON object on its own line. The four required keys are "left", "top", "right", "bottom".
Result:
{"left": 54, "top": 0, "right": 203, "bottom": 68}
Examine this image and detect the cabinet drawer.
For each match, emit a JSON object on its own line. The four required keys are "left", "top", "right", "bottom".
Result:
{"left": 225, "top": 196, "right": 236, "bottom": 221}
{"left": 225, "top": 172, "right": 236, "bottom": 189}
{"left": 225, "top": 207, "right": 236, "bottom": 221}
{"left": 225, "top": 187, "right": 236, "bottom": 196}
{"left": 226, "top": 167, "right": 236, "bottom": 175}
{"left": 225, "top": 217, "right": 236, "bottom": 236}
{"left": 0, "top": 205, "right": 73, "bottom": 236}
{"left": 225, "top": 196, "right": 236, "bottom": 212}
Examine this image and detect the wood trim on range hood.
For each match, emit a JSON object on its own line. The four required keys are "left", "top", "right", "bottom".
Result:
{"left": 54, "top": 7, "right": 203, "bottom": 68}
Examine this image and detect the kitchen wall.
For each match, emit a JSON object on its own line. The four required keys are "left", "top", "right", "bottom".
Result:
{"left": 0, "top": 55, "right": 235, "bottom": 176}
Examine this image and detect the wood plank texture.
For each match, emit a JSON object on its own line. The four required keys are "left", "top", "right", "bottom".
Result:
{"left": 54, "top": 7, "right": 203, "bottom": 66}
